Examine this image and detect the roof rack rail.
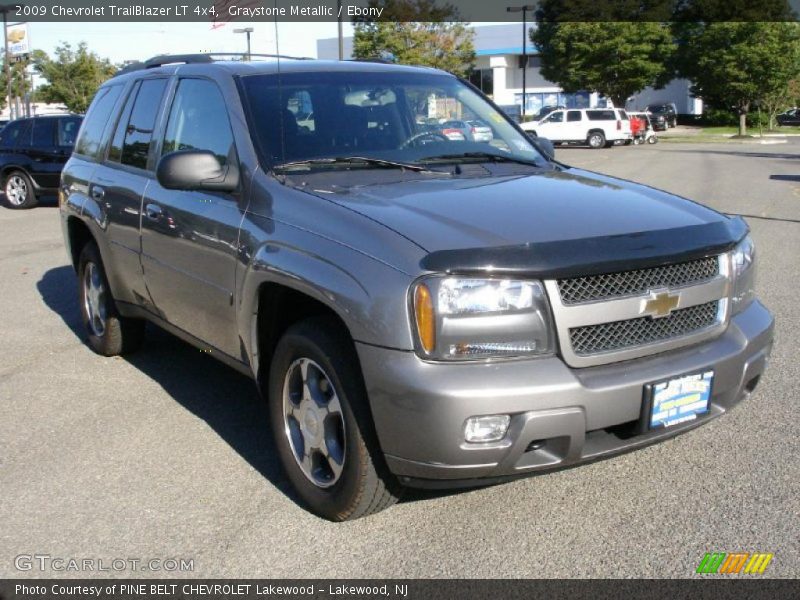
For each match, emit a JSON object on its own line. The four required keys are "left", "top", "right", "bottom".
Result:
{"left": 348, "top": 57, "right": 396, "bottom": 64}
{"left": 113, "top": 52, "right": 314, "bottom": 77}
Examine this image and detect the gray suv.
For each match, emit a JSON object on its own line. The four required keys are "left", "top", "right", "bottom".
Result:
{"left": 60, "top": 55, "right": 773, "bottom": 520}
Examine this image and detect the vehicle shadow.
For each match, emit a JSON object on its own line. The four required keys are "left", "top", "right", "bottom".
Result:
{"left": 37, "top": 265, "right": 299, "bottom": 508}
{"left": 769, "top": 174, "right": 800, "bottom": 182}
{"left": 36, "top": 266, "right": 459, "bottom": 512}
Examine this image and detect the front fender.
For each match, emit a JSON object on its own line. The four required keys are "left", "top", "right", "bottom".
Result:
{"left": 236, "top": 215, "right": 415, "bottom": 377}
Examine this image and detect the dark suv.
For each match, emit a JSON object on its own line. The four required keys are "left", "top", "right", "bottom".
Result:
{"left": 646, "top": 103, "right": 678, "bottom": 130}
{"left": 60, "top": 55, "right": 773, "bottom": 520}
{"left": 0, "top": 115, "right": 82, "bottom": 208}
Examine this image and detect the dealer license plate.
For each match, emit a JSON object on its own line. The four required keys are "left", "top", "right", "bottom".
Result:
{"left": 647, "top": 370, "right": 713, "bottom": 429}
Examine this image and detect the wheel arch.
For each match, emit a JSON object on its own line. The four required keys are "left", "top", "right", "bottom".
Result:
{"left": 65, "top": 216, "right": 96, "bottom": 272}
{"left": 252, "top": 281, "right": 355, "bottom": 388}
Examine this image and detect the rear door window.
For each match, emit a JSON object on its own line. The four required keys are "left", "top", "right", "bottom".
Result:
{"left": 118, "top": 79, "right": 168, "bottom": 170}
{"left": 75, "top": 85, "right": 123, "bottom": 159}
{"left": 566, "top": 110, "right": 582, "bottom": 122}
{"left": 586, "top": 110, "right": 616, "bottom": 121}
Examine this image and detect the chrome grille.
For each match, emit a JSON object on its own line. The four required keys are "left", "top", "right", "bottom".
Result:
{"left": 569, "top": 301, "right": 719, "bottom": 356}
{"left": 557, "top": 257, "right": 719, "bottom": 305}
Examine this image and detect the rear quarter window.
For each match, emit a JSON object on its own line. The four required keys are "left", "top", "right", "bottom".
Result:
{"left": 75, "top": 85, "right": 124, "bottom": 159}
{"left": 586, "top": 110, "right": 617, "bottom": 121}
{"left": 0, "top": 119, "right": 30, "bottom": 147}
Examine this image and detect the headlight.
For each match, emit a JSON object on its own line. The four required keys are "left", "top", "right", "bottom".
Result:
{"left": 411, "top": 276, "right": 555, "bottom": 361}
{"left": 731, "top": 236, "right": 756, "bottom": 315}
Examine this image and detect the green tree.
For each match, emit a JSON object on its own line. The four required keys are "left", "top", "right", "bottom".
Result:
{"left": 352, "top": 0, "right": 475, "bottom": 78}
{"left": 0, "top": 57, "right": 33, "bottom": 110}
{"left": 531, "top": 22, "right": 674, "bottom": 108}
{"left": 32, "top": 42, "right": 117, "bottom": 113}
{"left": 676, "top": 22, "right": 800, "bottom": 136}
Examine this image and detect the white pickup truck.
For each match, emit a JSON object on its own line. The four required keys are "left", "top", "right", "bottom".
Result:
{"left": 521, "top": 108, "right": 632, "bottom": 149}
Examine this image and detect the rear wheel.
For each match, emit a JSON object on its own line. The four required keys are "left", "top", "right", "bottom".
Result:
{"left": 268, "top": 317, "right": 401, "bottom": 520}
{"left": 78, "top": 242, "right": 145, "bottom": 356}
{"left": 587, "top": 131, "right": 606, "bottom": 149}
{"left": 4, "top": 170, "right": 37, "bottom": 209}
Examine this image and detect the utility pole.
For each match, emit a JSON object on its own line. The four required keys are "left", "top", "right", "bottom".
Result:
{"left": 506, "top": 4, "right": 535, "bottom": 119}
{"left": 337, "top": 0, "right": 344, "bottom": 60}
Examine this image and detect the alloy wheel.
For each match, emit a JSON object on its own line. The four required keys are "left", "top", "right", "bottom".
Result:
{"left": 83, "top": 262, "right": 107, "bottom": 337}
{"left": 5, "top": 175, "right": 27, "bottom": 206}
{"left": 282, "top": 358, "right": 346, "bottom": 488}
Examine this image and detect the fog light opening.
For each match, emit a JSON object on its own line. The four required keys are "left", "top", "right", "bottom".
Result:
{"left": 464, "top": 415, "right": 510, "bottom": 443}
{"left": 526, "top": 439, "right": 546, "bottom": 452}
{"left": 745, "top": 375, "right": 760, "bottom": 394}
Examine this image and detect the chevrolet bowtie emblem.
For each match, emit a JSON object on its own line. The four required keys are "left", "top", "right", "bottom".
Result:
{"left": 641, "top": 290, "right": 680, "bottom": 318}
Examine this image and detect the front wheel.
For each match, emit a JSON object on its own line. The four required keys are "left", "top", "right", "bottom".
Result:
{"left": 648, "top": 135, "right": 659, "bottom": 144}
{"left": 4, "top": 170, "right": 37, "bottom": 209}
{"left": 78, "top": 242, "right": 145, "bottom": 356}
{"left": 587, "top": 131, "right": 606, "bottom": 149}
{"left": 268, "top": 317, "right": 401, "bottom": 520}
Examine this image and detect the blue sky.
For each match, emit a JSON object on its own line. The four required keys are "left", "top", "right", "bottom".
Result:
{"left": 27, "top": 21, "right": 353, "bottom": 64}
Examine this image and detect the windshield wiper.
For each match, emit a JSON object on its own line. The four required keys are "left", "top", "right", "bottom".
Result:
{"left": 419, "top": 152, "right": 542, "bottom": 167}
{"left": 274, "top": 156, "right": 439, "bottom": 173}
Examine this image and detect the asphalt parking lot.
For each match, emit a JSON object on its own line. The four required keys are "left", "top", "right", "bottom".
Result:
{"left": 1, "top": 141, "right": 798, "bottom": 579}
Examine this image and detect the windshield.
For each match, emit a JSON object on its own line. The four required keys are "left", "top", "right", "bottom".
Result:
{"left": 240, "top": 70, "right": 546, "bottom": 169}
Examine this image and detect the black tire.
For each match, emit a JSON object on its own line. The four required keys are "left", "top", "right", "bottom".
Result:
{"left": 78, "top": 242, "right": 145, "bottom": 356}
{"left": 268, "top": 317, "right": 401, "bottom": 521}
{"left": 4, "top": 170, "right": 37, "bottom": 209}
{"left": 587, "top": 131, "right": 605, "bottom": 149}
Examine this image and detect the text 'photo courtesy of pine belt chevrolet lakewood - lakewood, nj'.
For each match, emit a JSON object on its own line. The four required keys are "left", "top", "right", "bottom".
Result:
{"left": 59, "top": 54, "right": 773, "bottom": 521}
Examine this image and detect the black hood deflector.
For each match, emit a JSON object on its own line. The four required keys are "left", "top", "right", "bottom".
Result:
{"left": 420, "top": 217, "right": 748, "bottom": 279}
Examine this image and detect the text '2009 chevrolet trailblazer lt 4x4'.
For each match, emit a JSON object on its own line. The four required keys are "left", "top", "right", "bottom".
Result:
{"left": 60, "top": 55, "right": 773, "bottom": 521}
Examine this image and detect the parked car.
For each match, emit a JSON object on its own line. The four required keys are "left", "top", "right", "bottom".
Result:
{"left": 776, "top": 108, "right": 800, "bottom": 126}
{"left": 439, "top": 120, "right": 470, "bottom": 141}
{"left": 521, "top": 108, "right": 632, "bottom": 148}
{"left": 466, "top": 119, "right": 493, "bottom": 142}
{"left": 646, "top": 103, "right": 678, "bottom": 130}
{"left": 0, "top": 114, "right": 82, "bottom": 208}
{"left": 61, "top": 55, "right": 772, "bottom": 521}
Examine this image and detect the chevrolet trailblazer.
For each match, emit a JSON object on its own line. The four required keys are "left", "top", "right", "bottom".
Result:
{"left": 60, "top": 55, "right": 773, "bottom": 520}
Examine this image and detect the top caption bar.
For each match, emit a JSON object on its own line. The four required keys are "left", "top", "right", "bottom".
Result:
{"left": 8, "top": 0, "right": 800, "bottom": 22}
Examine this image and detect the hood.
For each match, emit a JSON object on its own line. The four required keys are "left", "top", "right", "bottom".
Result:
{"left": 319, "top": 167, "right": 727, "bottom": 253}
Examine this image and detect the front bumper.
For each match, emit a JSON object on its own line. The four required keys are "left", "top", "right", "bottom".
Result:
{"left": 357, "top": 300, "right": 773, "bottom": 488}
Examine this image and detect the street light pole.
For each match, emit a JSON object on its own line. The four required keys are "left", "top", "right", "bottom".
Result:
{"left": 337, "top": 0, "right": 344, "bottom": 60}
{"left": 234, "top": 27, "right": 254, "bottom": 61}
{"left": 507, "top": 4, "right": 535, "bottom": 119}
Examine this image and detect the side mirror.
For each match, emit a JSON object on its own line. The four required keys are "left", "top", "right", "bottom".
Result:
{"left": 156, "top": 150, "right": 239, "bottom": 193}
{"left": 529, "top": 136, "right": 555, "bottom": 160}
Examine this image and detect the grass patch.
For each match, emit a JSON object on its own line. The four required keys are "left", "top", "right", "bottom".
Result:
{"left": 700, "top": 125, "right": 800, "bottom": 135}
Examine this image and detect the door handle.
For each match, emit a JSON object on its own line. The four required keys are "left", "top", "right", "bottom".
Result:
{"left": 145, "top": 203, "right": 163, "bottom": 221}
{"left": 91, "top": 186, "right": 105, "bottom": 200}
